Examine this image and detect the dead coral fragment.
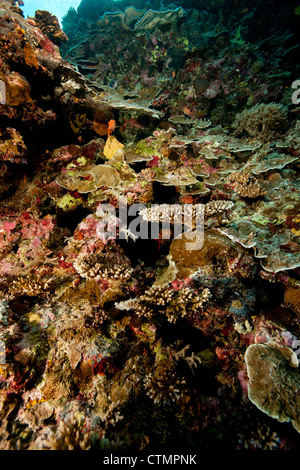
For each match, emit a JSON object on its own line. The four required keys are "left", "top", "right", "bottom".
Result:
{"left": 173, "top": 344, "right": 201, "bottom": 374}
{"left": 230, "top": 170, "right": 266, "bottom": 198}
{"left": 233, "top": 103, "right": 288, "bottom": 137}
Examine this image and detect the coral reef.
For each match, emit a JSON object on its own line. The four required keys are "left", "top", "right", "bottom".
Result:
{"left": 0, "top": 0, "right": 299, "bottom": 453}
{"left": 245, "top": 342, "right": 300, "bottom": 432}
{"left": 34, "top": 10, "right": 68, "bottom": 45}
{"left": 229, "top": 170, "right": 267, "bottom": 198}
{"left": 233, "top": 103, "right": 288, "bottom": 138}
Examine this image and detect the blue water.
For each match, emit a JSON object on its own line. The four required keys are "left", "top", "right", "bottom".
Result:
{"left": 22, "top": 0, "right": 81, "bottom": 23}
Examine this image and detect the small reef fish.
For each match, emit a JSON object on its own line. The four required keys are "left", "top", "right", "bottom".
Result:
{"left": 93, "top": 119, "right": 117, "bottom": 137}
{"left": 107, "top": 119, "right": 116, "bottom": 136}
{"left": 182, "top": 106, "right": 193, "bottom": 117}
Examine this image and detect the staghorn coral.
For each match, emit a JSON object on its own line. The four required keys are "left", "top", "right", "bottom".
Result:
{"left": 233, "top": 103, "right": 288, "bottom": 138}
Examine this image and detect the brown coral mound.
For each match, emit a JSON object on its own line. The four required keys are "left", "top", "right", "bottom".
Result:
{"left": 169, "top": 229, "right": 244, "bottom": 278}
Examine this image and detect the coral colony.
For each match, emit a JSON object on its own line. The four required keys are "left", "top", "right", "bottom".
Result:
{"left": 0, "top": 0, "right": 300, "bottom": 452}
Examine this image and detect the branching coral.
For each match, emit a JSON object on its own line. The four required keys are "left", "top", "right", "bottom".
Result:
{"left": 230, "top": 170, "right": 267, "bottom": 198}
{"left": 29, "top": 415, "right": 93, "bottom": 450}
{"left": 233, "top": 103, "right": 288, "bottom": 137}
{"left": 116, "top": 284, "right": 210, "bottom": 323}
{"left": 144, "top": 360, "right": 186, "bottom": 405}
{"left": 8, "top": 273, "right": 54, "bottom": 299}
{"left": 73, "top": 249, "right": 132, "bottom": 282}
{"left": 139, "top": 201, "right": 233, "bottom": 227}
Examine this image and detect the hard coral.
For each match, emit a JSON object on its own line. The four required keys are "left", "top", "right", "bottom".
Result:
{"left": 116, "top": 283, "right": 210, "bottom": 323}
{"left": 233, "top": 103, "right": 288, "bottom": 138}
{"left": 74, "top": 247, "right": 132, "bottom": 283}
{"left": 145, "top": 360, "right": 186, "bottom": 405}
{"left": 229, "top": 170, "right": 267, "bottom": 198}
{"left": 29, "top": 415, "right": 93, "bottom": 450}
{"left": 34, "top": 10, "right": 68, "bottom": 46}
{"left": 245, "top": 342, "right": 300, "bottom": 433}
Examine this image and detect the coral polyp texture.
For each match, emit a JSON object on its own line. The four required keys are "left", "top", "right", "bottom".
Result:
{"left": 0, "top": 0, "right": 299, "bottom": 452}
